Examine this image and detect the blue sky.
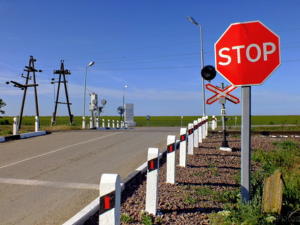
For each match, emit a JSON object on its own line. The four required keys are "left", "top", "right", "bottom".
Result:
{"left": 0, "top": 0, "right": 299, "bottom": 116}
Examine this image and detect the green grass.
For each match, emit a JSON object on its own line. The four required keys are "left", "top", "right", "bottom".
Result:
{"left": 209, "top": 140, "right": 300, "bottom": 225}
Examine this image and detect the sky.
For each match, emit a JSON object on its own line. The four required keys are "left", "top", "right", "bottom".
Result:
{"left": 0, "top": 0, "right": 299, "bottom": 117}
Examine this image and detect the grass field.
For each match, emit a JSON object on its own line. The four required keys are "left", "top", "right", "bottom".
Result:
{"left": 1, "top": 115, "right": 300, "bottom": 136}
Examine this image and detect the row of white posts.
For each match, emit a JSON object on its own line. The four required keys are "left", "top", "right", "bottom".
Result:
{"left": 12, "top": 116, "right": 40, "bottom": 135}
{"left": 97, "top": 116, "right": 215, "bottom": 225}
{"left": 82, "top": 117, "right": 127, "bottom": 130}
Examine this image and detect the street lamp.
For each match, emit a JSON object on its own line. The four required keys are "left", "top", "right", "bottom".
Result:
{"left": 83, "top": 61, "right": 95, "bottom": 123}
{"left": 122, "top": 84, "right": 128, "bottom": 120}
{"left": 187, "top": 16, "right": 206, "bottom": 116}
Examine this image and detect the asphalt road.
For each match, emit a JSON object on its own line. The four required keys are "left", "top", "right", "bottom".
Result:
{"left": 0, "top": 127, "right": 178, "bottom": 225}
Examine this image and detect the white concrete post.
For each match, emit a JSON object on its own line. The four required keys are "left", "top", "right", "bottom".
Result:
{"left": 125, "top": 122, "right": 128, "bottom": 129}
{"left": 198, "top": 118, "right": 203, "bottom": 144}
{"left": 121, "top": 121, "right": 124, "bottom": 128}
{"left": 205, "top": 116, "right": 208, "bottom": 138}
{"left": 187, "top": 123, "right": 194, "bottom": 155}
{"left": 90, "top": 117, "right": 93, "bottom": 129}
{"left": 35, "top": 116, "right": 39, "bottom": 132}
{"left": 112, "top": 120, "right": 115, "bottom": 129}
{"left": 99, "top": 173, "right": 121, "bottom": 225}
{"left": 212, "top": 115, "right": 217, "bottom": 130}
{"left": 145, "top": 148, "right": 159, "bottom": 215}
{"left": 107, "top": 120, "right": 111, "bottom": 129}
{"left": 13, "top": 117, "right": 19, "bottom": 135}
{"left": 96, "top": 117, "right": 99, "bottom": 128}
{"left": 116, "top": 120, "right": 119, "bottom": 129}
{"left": 179, "top": 128, "right": 187, "bottom": 167}
{"left": 102, "top": 119, "right": 105, "bottom": 128}
{"left": 201, "top": 117, "right": 206, "bottom": 140}
{"left": 193, "top": 120, "right": 199, "bottom": 148}
{"left": 82, "top": 116, "right": 86, "bottom": 129}
{"left": 166, "top": 135, "right": 176, "bottom": 184}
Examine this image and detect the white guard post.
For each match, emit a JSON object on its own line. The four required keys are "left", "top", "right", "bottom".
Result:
{"left": 90, "top": 117, "right": 93, "bottom": 129}
{"left": 179, "top": 128, "right": 187, "bottom": 167}
{"left": 82, "top": 116, "right": 86, "bottom": 129}
{"left": 193, "top": 120, "right": 199, "bottom": 148}
{"left": 212, "top": 115, "right": 217, "bottom": 130}
{"left": 198, "top": 118, "right": 203, "bottom": 144}
{"left": 112, "top": 120, "right": 115, "bottom": 129}
{"left": 166, "top": 135, "right": 176, "bottom": 184}
{"left": 125, "top": 122, "right": 128, "bottom": 129}
{"left": 107, "top": 120, "right": 111, "bottom": 129}
{"left": 121, "top": 121, "right": 124, "bottom": 128}
{"left": 96, "top": 117, "right": 99, "bottom": 128}
{"left": 187, "top": 123, "right": 194, "bottom": 155}
{"left": 13, "top": 117, "right": 19, "bottom": 135}
{"left": 205, "top": 116, "right": 209, "bottom": 137}
{"left": 201, "top": 117, "right": 206, "bottom": 140}
{"left": 145, "top": 148, "right": 159, "bottom": 215}
{"left": 99, "top": 173, "right": 121, "bottom": 225}
{"left": 35, "top": 116, "right": 39, "bottom": 132}
{"left": 102, "top": 119, "right": 105, "bottom": 128}
{"left": 116, "top": 120, "right": 119, "bottom": 129}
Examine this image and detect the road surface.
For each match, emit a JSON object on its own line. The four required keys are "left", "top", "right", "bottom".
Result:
{"left": 0, "top": 127, "right": 178, "bottom": 225}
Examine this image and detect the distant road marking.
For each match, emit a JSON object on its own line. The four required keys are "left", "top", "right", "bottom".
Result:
{"left": 0, "top": 177, "right": 98, "bottom": 190}
{"left": 0, "top": 132, "right": 121, "bottom": 170}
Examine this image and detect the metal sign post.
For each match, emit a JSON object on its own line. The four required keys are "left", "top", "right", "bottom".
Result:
{"left": 241, "top": 86, "right": 251, "bottom": 201}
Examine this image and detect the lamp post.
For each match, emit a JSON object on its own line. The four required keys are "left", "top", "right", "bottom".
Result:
{"left": 83, "top": 61, "right": 95, "bottom": 127}
{"left": 187, "top": 16, "right": 206, "bottom": 116}
{"left": 122, "top": 84, "right": 128, "bottom": 120}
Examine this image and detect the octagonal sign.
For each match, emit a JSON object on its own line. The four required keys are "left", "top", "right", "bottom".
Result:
{"left": 215, "top": 21, "right": 280, "bottom": 86}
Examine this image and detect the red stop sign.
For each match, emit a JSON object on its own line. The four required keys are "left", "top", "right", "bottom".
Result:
{"left": 215, "top": 21, "right": 280, "bottom": 86}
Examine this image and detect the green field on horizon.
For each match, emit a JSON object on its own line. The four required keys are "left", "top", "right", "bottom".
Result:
{"left": 1, "top": 115, "right": 300, "bottom": 136}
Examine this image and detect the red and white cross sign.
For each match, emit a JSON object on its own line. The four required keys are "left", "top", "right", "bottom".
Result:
{"left": 206, "top": 83, "right": 240, "bottom": 104}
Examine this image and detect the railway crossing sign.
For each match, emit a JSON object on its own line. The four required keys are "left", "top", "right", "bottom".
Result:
{"left": 215, "top": 21, "right": 280, "bottom": 86}
{"left": 205, "top": 83, "right": 240, "bottom": 105}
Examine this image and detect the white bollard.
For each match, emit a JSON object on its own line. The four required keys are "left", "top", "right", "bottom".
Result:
{"left": 112, "top": 120, "right": 115, "bottom": 129}
{"left": 35, "top": 116, "right": 39, "bottom": 132}
{"left": 198, "top": 118, "right": 203, "bottom": 144}
{"left": 102, "top": 119, "right": 105, "bottom": 128}
{"left": 99, "top": 173, "right": 121, "bottom": 225}
{"left": 116, "top": 120, "right": 119, "bottom": 129}
{"left": 145, "top": 148, "right": 159, "bottom": 215}
{"left": 179, "top": 128, "right": 187, "bottom": 167}
{"left": 82, "top": 116, "right": 86, "bottom": 129}
{"left": 166, "top": 135, "right": 176, "bottom": 184}
{"left": 125, "top": 122, "right": 128, "bottom": 129}
{"left": 193, "top": 120, "right": 199, "bottom": 148}
{"left": 96, "top": 117, "right": 99, "bottom": 128}
{"left": 205, "top": 116, "right": 208, "bottom": 137}
{"left": 13, "top": 117, "right": 19, "bottom": 135}
{"left": 107, "top": 120, "right": 111, "bottom": 129}
{"left": 90, "top": 117, "right": 93, "bottom": 129}
{"left": 187, "top": 123, "right": 194, "bottom": 155}
{"left": 212, "top": 115, "right": 217, "bottom": 130}
{"left": 201, "top": 117, "right": 206, "bottom": 140}
{"left": 121, "top": 121, "right": 124, "bottom": 128}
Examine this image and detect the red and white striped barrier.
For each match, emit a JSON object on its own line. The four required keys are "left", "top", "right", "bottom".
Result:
{"left": 179, "top": 128, "right": 187, "bottom": 167}
{"left": 145, "top": 148, "right": 159, "bottom": 215}
{"left": 166, "top": 135, "right": 176, "bottom": 184}
{"left": 99, "top": 173, "right": 121, "bottom": 225}
{"left": 187, "top": 123, "right": 194, "bottom": 155}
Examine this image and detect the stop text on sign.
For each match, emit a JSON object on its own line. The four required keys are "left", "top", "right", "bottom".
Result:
{"left": 218, "top": 42, "right": 276, "bottom": 65}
